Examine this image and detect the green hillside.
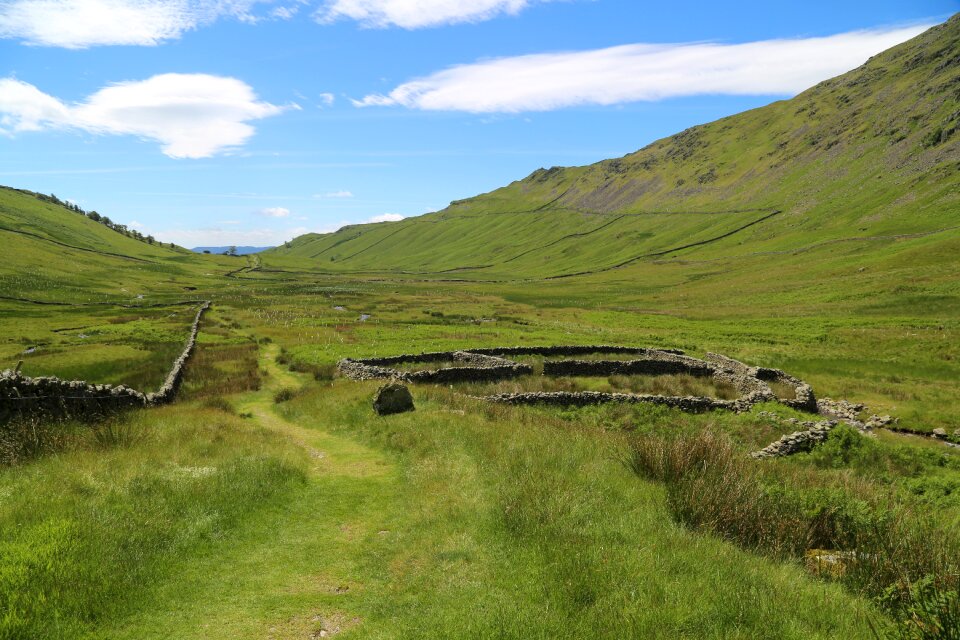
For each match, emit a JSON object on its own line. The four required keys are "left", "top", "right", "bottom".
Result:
{"left": 267, "top": 15, "right": 959, "bottom": 279}
{"left": 0, "top": 186, "right": 245, "bottom": 304}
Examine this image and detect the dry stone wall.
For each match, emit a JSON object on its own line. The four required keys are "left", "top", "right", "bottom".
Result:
{"left": 706, "top": 353, "right": 817, "bottom": 412}
{"left": 0, "top": 302, "right": 211, "bottom": 424}
{"left": 338, "top": 350, "right": 531, "bottom": 384}
{"left": 542, "top": 353, "right": 714, "bottom": 378}
{"left": 338, "top": 345, "right": 819, "bottom": 416}
{"left": 751, "top": 421, "right": 837, "bottom": 459}
{"left": 485, "top": 391, "right": 734, "bottom": 413}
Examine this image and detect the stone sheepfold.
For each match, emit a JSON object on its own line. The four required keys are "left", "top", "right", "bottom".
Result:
{"left": 338, "top": 345, "right": 817, "bottom": 415}
{"left": 0, "top": 302, "right": 211, "bottom": 423}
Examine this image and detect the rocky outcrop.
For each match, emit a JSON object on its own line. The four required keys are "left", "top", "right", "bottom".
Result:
{"left": 0, "top": 302, "right": 210, "bottom": 423}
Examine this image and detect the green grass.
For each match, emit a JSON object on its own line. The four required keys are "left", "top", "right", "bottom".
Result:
{"left": 0, "top": 403, "right": 306, "bottom": 639}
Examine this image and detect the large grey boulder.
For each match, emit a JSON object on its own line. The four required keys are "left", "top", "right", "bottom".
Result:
{"left": 373, "top": 383, "right": 414, "bottom": 416}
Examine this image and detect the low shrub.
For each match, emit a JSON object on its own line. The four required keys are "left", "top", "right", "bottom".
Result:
{"left": 273, "top": 388, "right": 297, "bottom": 403}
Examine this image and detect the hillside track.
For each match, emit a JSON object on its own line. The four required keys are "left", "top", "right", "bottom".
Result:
{"left": 105, "top": 344, "right": 398, "bottom": 639}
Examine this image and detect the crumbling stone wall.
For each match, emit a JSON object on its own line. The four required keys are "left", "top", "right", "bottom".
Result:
{"left": 751, "top": 421, "right": 837, "bottom": 459}
{"left": 0, "top": 302, "right": 210, "bottom": 424}
{"left": 706, "top": 353, "right": 816, "bottom": 412}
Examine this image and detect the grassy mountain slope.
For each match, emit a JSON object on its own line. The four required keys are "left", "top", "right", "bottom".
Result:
{"left": 266, "top": 15, "right": 960, "bottom": 279}
{"left": 0, "top": 187, "right": 243, "bottom": 304}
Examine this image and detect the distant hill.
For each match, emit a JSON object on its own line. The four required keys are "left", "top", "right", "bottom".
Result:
{"left": 266, "top": 15, "right": 960, "bottom": 280}
{"left": 191, "top": 246, "right": 273, "bottom": 255}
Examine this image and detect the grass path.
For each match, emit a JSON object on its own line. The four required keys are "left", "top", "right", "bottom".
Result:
{"left": 93, "top": 344, "right": 886, "bottom": 639}
{"left": 101, "top": 344, "right": 399, "bottom": 639}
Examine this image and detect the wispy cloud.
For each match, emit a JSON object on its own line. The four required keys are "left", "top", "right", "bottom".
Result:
{"left": 0, "top": 0, "right": 551, "bottom": 47}
{"left": 317, "top": 0, "right": 547, "bottom": 29}
{"left": 0, "top": 73, "right": 291, "bottom": 158}
{"left": 0, "top": 0, "right": 264, "bottom": 48}
{"left": 258, "top": 206, "right": 291, "bottom": 217}
{"left": 318, "top": 190, "right": 354, "bottom": 198}
{"left": 354, "top": 24, "right": 930, "bottom": 112}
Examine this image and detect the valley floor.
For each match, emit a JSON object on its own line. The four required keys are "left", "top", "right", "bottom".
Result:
{"left": 2, "top": 243, "right": 959, "bottom": 639}
{"left": 4, "top": 340, "right": 885, "bottom": 639}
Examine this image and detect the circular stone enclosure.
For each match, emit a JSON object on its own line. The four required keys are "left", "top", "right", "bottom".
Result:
{"left": 338, "top": 346, "right": 817, "bottom": 414}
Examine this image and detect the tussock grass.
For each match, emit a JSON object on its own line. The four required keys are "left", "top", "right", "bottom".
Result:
{"left": 264, "top": 382, "right": 881, "bottom": 638}
{"left": 272, "top": 387, "right": 297, "bottom": 403}
{"left": 624, "top": 429, "right": 960, "bottom": 636}
{"left": 180, "top": 341, "right": 261, "bottom": 399}
{"left": 0, "top": 416, "right": 73, "bottom": 465}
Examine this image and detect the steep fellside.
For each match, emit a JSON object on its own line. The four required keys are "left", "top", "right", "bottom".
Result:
{"left": 267, "top": 16, "right": 960, "bottom": 279}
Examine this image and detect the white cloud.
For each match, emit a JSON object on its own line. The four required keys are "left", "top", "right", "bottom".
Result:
{"left": 318, "top": 92, "right": 335, "bottom": 107}
{"left": 258, "top": 206, "right": 291, "bottom": 217}
{"left": 0, "top": 73, "right": 289, "bottom": 158}
{"left": 367, "top": 213, "right": 404, "bottom": 222}
{"left": 0, "top": 78, "right": 69, "bottom": 131}
{"left": 0, "top": 0, "right": 263, "bottom": 48}
{"left": 318, "top": 190, "right": 353, "bottom": 198}
{"left": 317, "top": 0, "right": 540, "bottom": 28}
{"left": 354, "top": 25, "right": 930, "bottom": 112}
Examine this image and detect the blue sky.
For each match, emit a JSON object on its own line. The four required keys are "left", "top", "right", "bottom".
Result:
{"left": 0, "top": 0, "right": 956, "bottom": 247}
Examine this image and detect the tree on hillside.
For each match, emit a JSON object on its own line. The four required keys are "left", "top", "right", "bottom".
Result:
{"left": 226, "top": 246, "right": 238, "bottom": 256}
